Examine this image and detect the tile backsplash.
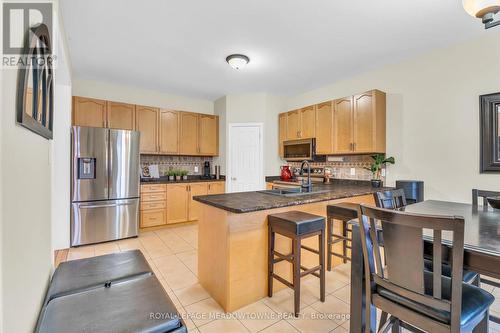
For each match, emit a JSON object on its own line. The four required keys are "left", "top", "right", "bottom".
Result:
{"left": 288, "top": 155, "right": 385, "bottom": 182}
{"left": 140, "top": 155, "right": 212, "bottom": 176}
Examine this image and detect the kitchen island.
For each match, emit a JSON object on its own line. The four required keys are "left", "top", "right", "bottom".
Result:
{"left": 193, "top": 180, "right": 388, "bottom": 312}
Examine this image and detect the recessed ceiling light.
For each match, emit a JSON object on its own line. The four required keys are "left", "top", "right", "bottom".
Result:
{"left": 226, "top": 54, "right": 250, "bottom": 70}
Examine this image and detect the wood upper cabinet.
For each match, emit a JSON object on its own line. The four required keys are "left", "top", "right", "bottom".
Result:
{"left": 277, "top": 90, "right": 386, "bottom": 156}
{"left": 286, "top": 110, "right": 300, "bottom": 140}
{"left": 278, "top": 113, "right": 287, "bottom": 157}
{"left": 72, "top": 97, "right": 107, "bottom": 128}
{"left": 159, "top": 110, "right": 179, "bottom": 154}
{"left": 180, "top": 112, "right": 199, "bottom": 155}
{"left": 299, "top": 106, "right": 316, "bottom": 138}
{"left": 333, "top": 97, "right": 354, "bottom": 154}
{"left": 188, "top": 183, "right": 208, "bottom": 221}
{"left": 315, "top": 101, "right": 334, "bottom": 154}
{"left": 136, "top": 105, "right": 159, "bottom": 153}
{"left": 199, "top": 115, "right": 218, "bottom": 156}
{"left": 353, "top": 90, "right": 386, "bottom": 153}
{"left": 107, "top": 101, "right": 136, "bottom": 130}
{"left": 166, "top": 184, "right": 189, "bottom": 224}
{"left": 72, "top": 96, "right": 219, "bottom": 156}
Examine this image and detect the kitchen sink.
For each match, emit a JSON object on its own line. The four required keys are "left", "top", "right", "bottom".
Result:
{"left": 258, "top": 188, "right": 330, "bottom": 197}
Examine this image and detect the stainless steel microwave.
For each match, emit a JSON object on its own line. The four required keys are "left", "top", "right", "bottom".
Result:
{"left": 283, "top": 138, "right": 316, "bottom": 161}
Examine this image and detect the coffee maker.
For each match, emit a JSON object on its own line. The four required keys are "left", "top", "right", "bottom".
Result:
{"left": 201, "top": 161, "right": 212, "bottom": 179}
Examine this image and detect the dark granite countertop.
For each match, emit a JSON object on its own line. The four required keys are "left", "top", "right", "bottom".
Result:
{"left": 193, "top": 179, "right": 391, "bottom": 213}
{"left": 141, "top": 175, "right": 225, "bottom": 184}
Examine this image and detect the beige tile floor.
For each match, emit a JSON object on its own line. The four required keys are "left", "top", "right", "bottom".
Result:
{"left": 67, "top": 223, "right": 500, "bottom": 333}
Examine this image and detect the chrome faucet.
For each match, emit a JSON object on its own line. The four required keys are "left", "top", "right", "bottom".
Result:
{"left": 299, "top": 160, "right": 312, "bottom": 192}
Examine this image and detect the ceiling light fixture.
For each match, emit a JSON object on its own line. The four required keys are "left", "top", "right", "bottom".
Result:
{"left": 226, "top": 54, "right": 250, "bottom": 70}
{"left": 463, "top": 0, "right": 500, "bottom": 28}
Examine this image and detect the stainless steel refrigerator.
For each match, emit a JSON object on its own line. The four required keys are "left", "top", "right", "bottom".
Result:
{"left": 71, "top": 126, "right": 140, "bottom": 246}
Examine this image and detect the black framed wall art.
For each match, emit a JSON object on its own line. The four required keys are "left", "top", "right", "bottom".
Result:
{"left": 16, "top": 23, "right": 54, "bottom": 140}
{"left": 480, "top": 92, "right": 500, "bottom": 172}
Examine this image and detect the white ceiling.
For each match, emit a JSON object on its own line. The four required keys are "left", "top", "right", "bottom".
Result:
{"left": 60, "top": 0, "right": 487, "bottom": 101}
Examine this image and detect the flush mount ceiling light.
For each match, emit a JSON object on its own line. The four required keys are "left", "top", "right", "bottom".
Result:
{"left": 463, "top": 0, "right": 500, "bottom": 28}
{"left": 226, "top": 54, "right": 250, "bottom": 70}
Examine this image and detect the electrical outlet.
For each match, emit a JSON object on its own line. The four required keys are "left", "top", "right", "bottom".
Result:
{"left": 381, "top": 169, "right": 386, "bottom": 177}
{"left": 350, "top": 168, "right": 356, "bottom": 176}
{"left": 194, "top": 166, "right": 199, "bottom": 173}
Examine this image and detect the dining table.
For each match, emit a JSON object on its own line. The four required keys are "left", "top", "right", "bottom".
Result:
{"left": 349, "top": 200, "right": 500, "bottom": 333}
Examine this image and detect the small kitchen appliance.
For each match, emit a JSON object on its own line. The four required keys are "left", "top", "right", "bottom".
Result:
{"left": 201, "top": 161, "right": 212, "bottom": 179}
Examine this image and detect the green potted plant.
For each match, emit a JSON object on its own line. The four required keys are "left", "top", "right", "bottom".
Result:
{"left": 180, "top": 170, "right": 189, "bottom": 180}
{"left": 174, "top": 169, "right": 182, "bottom": 181}
{"left": 365, "top": 154, "right": 395, "bottom": 188}
{"left": 166, "top": 170, "right": 175, "bottom": 181}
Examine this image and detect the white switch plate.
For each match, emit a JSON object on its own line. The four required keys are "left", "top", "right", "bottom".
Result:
{"left": 381, "top": 169, "right": 386, "bottom": 177}
{"left": 350, "top": 168, "right": 356, "bottom": 176}
{"left": 194, "top": 166, "right": 199, "bottom": 173}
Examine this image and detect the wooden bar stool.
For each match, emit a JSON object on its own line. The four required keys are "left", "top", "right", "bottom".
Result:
{"left": 268, "top": 211, "right": 325, "bottom": 317}
{"left": 326, "top": 202, "right": 358, "bottom": 270}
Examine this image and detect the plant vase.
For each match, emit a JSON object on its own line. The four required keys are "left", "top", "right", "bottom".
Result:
{"left": 182, "top": 175, "right": 188, "bottom": 180}
{"left": 168, "top": 176, "right": 174, "bottom": 181}
{"left": 371, "top": 179, "right": 382, "bottom": 188}
{"left": 175, "top": 175, "right": 181, "bottom": 181}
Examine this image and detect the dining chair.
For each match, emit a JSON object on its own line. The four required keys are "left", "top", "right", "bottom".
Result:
{"left": 472, "top": 188, "right": 500, "bottom": 207}
{"left": 357, "top": 204, "right": 494, "bottom": 333}
{"left": 374, "top": 190, "right": 480, "bottom": 287}
{"left": 373, "top": 189, "right": 407, "bottom": 209}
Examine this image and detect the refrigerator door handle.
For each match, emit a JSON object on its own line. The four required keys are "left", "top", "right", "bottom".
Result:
{"left": 78, "top": 202, "right": 134, "bottom": 209}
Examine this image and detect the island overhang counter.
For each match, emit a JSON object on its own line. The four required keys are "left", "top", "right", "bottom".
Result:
{"left": 193, "top": 181, "right": 385, "bottom": 312}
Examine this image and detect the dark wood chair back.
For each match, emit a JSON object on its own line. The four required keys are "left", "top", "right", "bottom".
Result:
{"left": 472, "top": 188, "right": 500, "bottom": 206}
{"left": 357, "top": 204, "right": 465, "bottom": 332}
{"left": 373, "top": 189, "right": 407, "bottom": 209}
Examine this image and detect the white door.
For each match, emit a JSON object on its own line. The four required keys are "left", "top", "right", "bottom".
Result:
{"left": 228, "top": 123, "right": 264, "bottom": 193}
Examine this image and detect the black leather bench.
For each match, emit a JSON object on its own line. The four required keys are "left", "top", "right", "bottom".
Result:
{"left": 35, "top": 250, "right": 187, "bottom": 333}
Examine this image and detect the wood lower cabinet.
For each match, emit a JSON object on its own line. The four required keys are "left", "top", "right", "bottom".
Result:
{"left": 188, "top": 183, "right": 209, "bottom": 221}
{"left": 141, "top": 181, "right": 225, "bottom": 227}
{"left": 199, "top": 115, "right": 218, "bottom": 156}
{"left": 333, "top": 97, "right": 354, "bottom": 154}
{"left": 141, "top": 209, "right": 167, "bottom": 228}
{"left": 107, "top": 101, "right": 135, "bottom": 130}
{"left": 315, "top": 101, "right": 334, "bottom": 154}
{"left": 72, "top": 97, "right": 107, "bottom": 128}
{"left": 207, "top": 181, "right": 225, "bottom": 194}
{"left": 140, "top": 184, "right": 167, "bottom": 228}
{"left": 180, "top": 112, "right": 199, "bottom": 155}
{"left": 159, "top": 110, "right": 179, "bottom": 154}
{"left": 136, "top": 105, "right": 159, "bottom": 154}
{"left": 166, "top": 184, "right": 189, "bottom": 224}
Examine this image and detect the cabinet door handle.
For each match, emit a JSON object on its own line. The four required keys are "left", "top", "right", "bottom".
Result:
{"left": 353, "top": 143, "right": 356, "bottom": 151}
{"left": 349, "top": 143, "right": 353, "bottom": 151}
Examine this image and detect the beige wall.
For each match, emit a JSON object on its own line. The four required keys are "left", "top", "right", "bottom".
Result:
{"left": 285, "top": 30, "right": 500, "bottom": 203}
{"left": 1, "top": 51, "right": 53, "bottom": 333}
{"left": 214, "top": 93, "right": 286, "bottom": 179}
{"left": 73, "top": 79, "right": 214, "bottom": 114}
{"left": 1, "top": 1, "right": 71, "bottom": 331}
